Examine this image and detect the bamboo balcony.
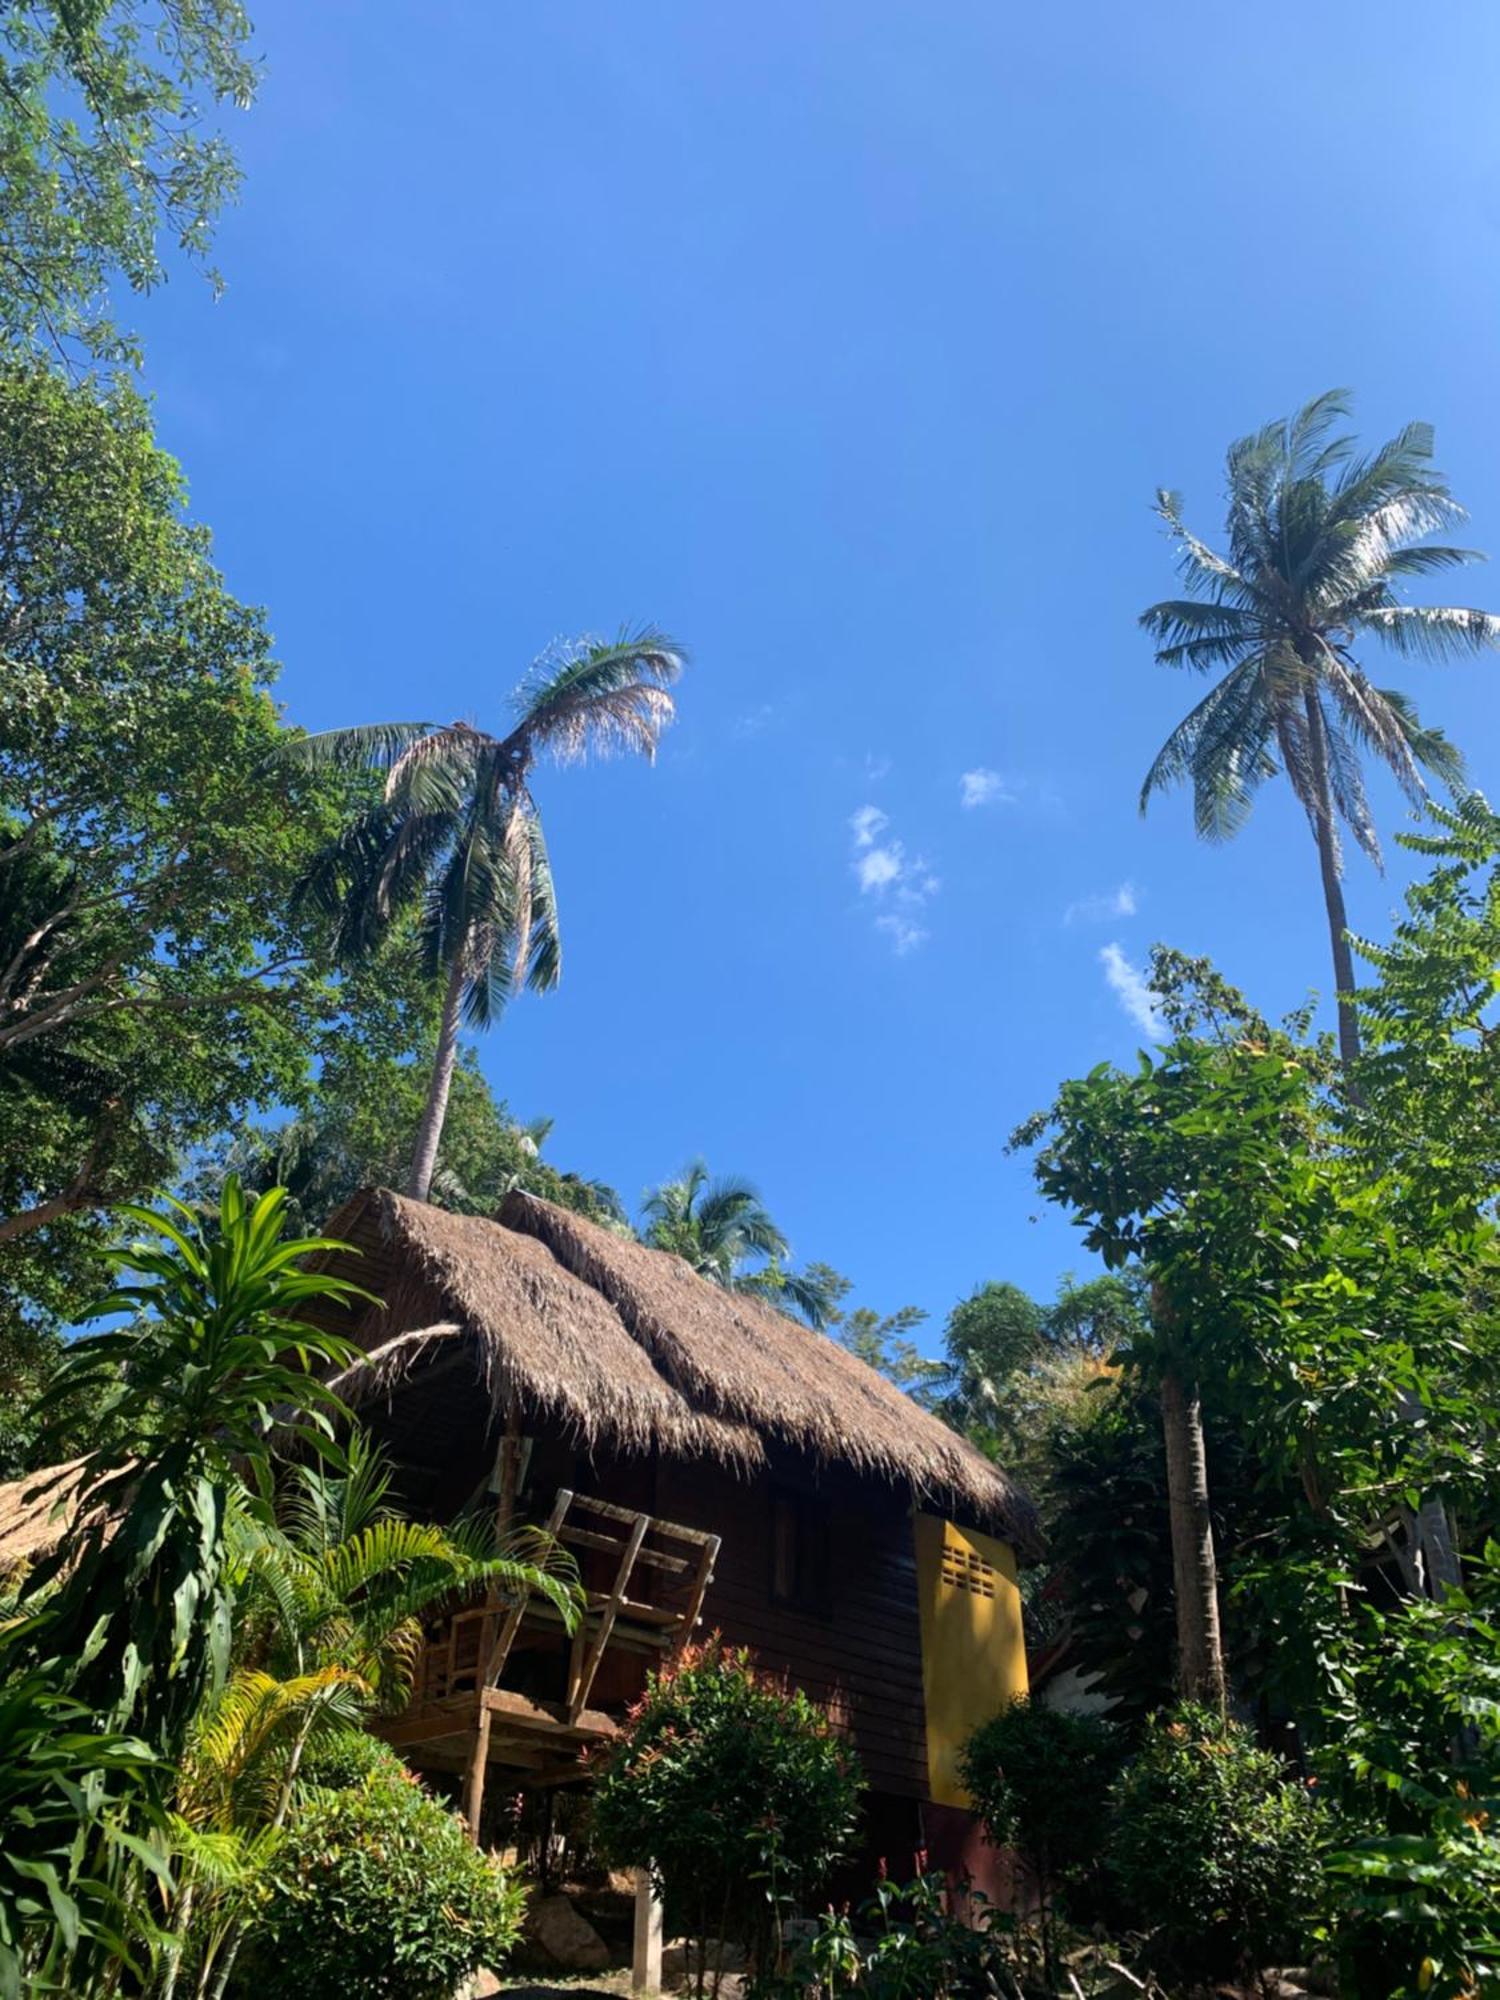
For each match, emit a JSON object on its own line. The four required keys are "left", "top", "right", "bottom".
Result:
{"left": 376, "top": 1490, "right": 719, "bottom": 1814}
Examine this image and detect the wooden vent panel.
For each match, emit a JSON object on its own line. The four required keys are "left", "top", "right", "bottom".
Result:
{"left": 940, "top": 1544, "right": 997, "bottom": 1598}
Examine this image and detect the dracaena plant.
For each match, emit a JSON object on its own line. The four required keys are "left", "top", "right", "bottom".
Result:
{"left": 0, "top": 1177, "right": 372, "bottom": 1991}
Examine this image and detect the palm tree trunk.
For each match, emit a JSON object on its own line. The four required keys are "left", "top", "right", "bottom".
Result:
{"left": 407, "top": 956, "right": 466, "bottom": 1202}
{"left": 1302, "top": 690, "right": 1361, "bottom": 1071}
{"left": 1159, "top": 1368, "right": 1227, "bottom": 1710}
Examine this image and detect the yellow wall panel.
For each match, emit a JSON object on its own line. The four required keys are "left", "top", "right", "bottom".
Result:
{"left": 913, "top": 1514, "right": 1028, "bottom": 1807}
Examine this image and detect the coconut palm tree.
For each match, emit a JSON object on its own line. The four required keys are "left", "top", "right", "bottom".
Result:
{"left": 1140, "top": 392, "right": 1500, "bottom": 1068}
{"left": 640, "top": 1161, "right": 837, "bottom": 1327}
{"left": 287, "top": 629, "right": 686, "bottom": 1200}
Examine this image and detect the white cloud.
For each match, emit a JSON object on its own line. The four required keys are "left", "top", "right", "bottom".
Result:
{"left": 856, "top": 843, "right": 904, "bottom": 893}
{"left": 876, "top": 913, "right": 929, "bottom": 955}
{"left": 849, "top": 803, "right": 888, "bottom": 850}
{"left": 847, "top": 805, "right": 938, "bottom": 953}
{"left": 865, "top": 753, "right": 893, "bottom": 783}
{"left": 733, "top": 702, "right": 778, "bottom": 739}
{"left": 1066, "top": 881, "right": 1138, "bottom": 926}
{"left": 1100, "top": 942, "right": 1164, "bottom": 1041}
{"left": 959, "top": 768, "right": 1013, "bottom": 809}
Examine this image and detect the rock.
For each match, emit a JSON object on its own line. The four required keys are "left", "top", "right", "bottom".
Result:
{"left": 527, "top": 1891, "right": 613, "bottom": 1971}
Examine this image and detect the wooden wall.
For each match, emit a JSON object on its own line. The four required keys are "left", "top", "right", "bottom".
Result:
{"left": 654, "top": 1452, "right": 930, "bottom": 1801}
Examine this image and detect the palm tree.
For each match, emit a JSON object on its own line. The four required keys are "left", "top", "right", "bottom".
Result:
{"left": 287, "top": 629, "right": 686, "bottom": 1200}
{"left": 640, "top": 1161, "right": 836, "bottom": 1327}
{"left": 1140, "top": 392, "right": 1500, "bottom": 1068}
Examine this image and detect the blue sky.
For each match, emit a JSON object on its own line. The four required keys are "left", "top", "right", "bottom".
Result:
{"left": 135, "top": 0, "right": 1500, "bottom": 1341}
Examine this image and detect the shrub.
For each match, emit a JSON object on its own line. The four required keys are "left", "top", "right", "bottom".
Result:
{"left": 590, "top": 1637, "right": 864, "bottom": 1993}
{"left": 959, "top": 1698, "right": 1122, "bottom": 1982}
{"left": 235, "top": 1763, "right": 525, "bottom": 1999}
{"left": 294, "top": 1724, "right": 404, "bottom": 1794}
{"left": 1108, "top": 1703, "right": 1326, "bottom": 1981}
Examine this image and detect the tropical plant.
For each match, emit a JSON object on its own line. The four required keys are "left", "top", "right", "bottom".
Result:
{"left": 1107, "top": 1704, "right": 1327, "bottom": 1983}
{"left": 0, "top": 0, "right": 257, "bottom": 367}
{"left": 157, "top": 1434, "right": 580, "bottom": 1998}
{"left": 960, "top": 1699, "right": 1122, "bottom": 1987}
{"left": 1139, "top": 390, "right": 1500, "bottom": 1066}
{"left": 0, "top": 1178, "right": 370, "bottom": 1989}
{"left": 787, "top": 1872, "right": 1017, "bottom": 2000}
{"left": 0, "top": 1674, "right": 164, "bottom": 1999}
{"left": 234, "top": 1760, "right": 527, "bottom": 2000}
{"left": 640, "top": 1161, "right": 837, "bottom": 1327}
{"left": 591, "top": 1639, "right": 864, "bottom": 1996}
{"left": 285, "top": 629, "right": 686, "bottom": 1201}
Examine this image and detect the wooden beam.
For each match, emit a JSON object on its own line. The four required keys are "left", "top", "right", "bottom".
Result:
{"left": 478, "top": 1487, "right": 573, "bottom": 1693}
{"left": 483, "top": 1686, "right": 618, "bottom": 1740}
{"left": 461, "top": 1705, "right": 492, "bottom": 1842}
{"left": 571, "top": 1509, "right": 649, "bottom": 1718}
{"left": 674, "top": 1533, "right": 720, "bottom": 1656}
{"left": 632, "top": 1868, "right": 663, "bottom": 1994}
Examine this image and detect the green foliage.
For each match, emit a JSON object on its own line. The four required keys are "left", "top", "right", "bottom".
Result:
{"left": 0, "top": 367, "right": 398, "bottom": 1346}
{"left": 786, "top": 1873, "right": 1015, "bottom": 2000}
{"left": 0, "top": 1180, "right": 368, "bottom": 1986}
{"left": 293, "top": 1725, "right": 403, "bottom": 1795}
{"left": 591, "top": 1638, "right": 863, "bottom": 1987}
{"left": 0, "top": 1673, "right": 163, "bottom": 1998}
{"left": 642, "top": 1161, "right": 839, "bottom": 1327}
{"left": 0, "top": 0, "right": 257, "bottom": 365}
{"left": 208, "top": 1044, "right": 625, "bottom": 1233}
{"left": 236, "top": 1763, "right": 526, "bottom": 2000}
{"left": 1352, "top": 792, "right": 1500, "bottom": 1216}
{"left": 960, "top": 1699, "right": 1121, "bottom": 1981}
{"left": 961, "top": 1698, "right": 1121, "bottom": 1884}
{"left": 1108, "top": 1704, "right": 1327, "bottom": 1982}
{"left": 1303, "top": 1555, "right": 1500, "bottom": 1999}
{"left": 4, "top": 1180, "right": 365, "bottom": 1752}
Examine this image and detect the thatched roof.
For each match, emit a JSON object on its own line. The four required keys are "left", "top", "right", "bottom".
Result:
{"left": 0, "top": 1458, "right": 90, "bottom": 1575}
{"left": 314, "top": 1187, "right": 1040, "bottom": 1554}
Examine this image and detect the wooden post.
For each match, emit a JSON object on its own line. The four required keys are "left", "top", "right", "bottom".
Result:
{"left": 631, "top": 1867, "right": 663, "bottom": 1994}
{"left": 461, "top": 1704, "right": 492, "bottom": 1844}
{"left": 495, "top": 1392, "right": 521, "bottom": 1539}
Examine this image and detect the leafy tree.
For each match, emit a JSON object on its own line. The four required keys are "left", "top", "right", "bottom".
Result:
{"left": 0, "top": 0, "right": 257, "bottom": 367}
{"left": 0, "top": 368, "right": 380, "bottom": 1305}
{"left": 1108, "top": 1704, "right": 1327, "bottom": 1983}
{"left": 287, "top": 629, "right": 686, "bottom": 1202}
{"left": 960, "top": 1699, "right": 1122, "bottom": 1986}
{"left": 206, "top": 1040, "right": 625, "bottom": 1235}
{"left": 591, "top": 1639, "right": 863, "bottom": 1994}
{"left": 1351, "top": 792, "right": 1500, "bottom": 1215}
{"left": 640, "top": 1160, "right": 838, "bottom": 1327}
{"left": 1140, "top": 391, "right": 1500, "bottom": 1067}
{"left": 805, "top": 1263, "right": 938, "bottom": 1396}
{"left": 941, "top": 1281, "right": 1046, "bottom": 1431}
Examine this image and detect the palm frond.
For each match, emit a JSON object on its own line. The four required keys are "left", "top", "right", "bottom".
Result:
{"left": 276, "top": 722, "right": 436, "bottom": 773}
{"left": 1357, "top": 603, "right": 1500, "bottom": 659}
{"left": 508, "top": 627, "right": 685, "bottom": 766}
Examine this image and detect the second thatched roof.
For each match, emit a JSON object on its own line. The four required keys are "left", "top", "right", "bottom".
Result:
{"left": 315, "top": 1187, "right": 1040, "bottom": 1555}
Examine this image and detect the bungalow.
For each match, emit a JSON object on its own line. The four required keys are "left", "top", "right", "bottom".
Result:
{"left": 0, "top": 1185, "right": 1039, "bottom": 1900}
{"left": 306, "top": 1186, "right": 1039, "bottom": 1885}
